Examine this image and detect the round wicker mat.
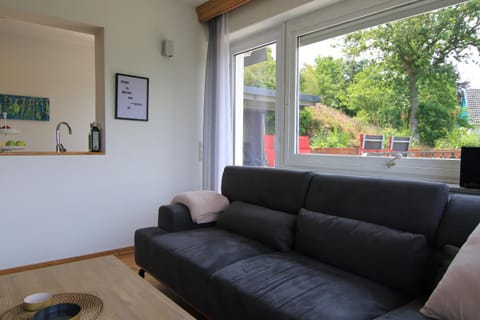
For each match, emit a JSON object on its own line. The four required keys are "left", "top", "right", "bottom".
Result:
{"left": 0, "top": 292, "right": 103, "bottom": 320}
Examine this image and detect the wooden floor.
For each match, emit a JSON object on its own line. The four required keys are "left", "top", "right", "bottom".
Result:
{"left": 114, "top": 250, "right": 143, "bottom": 277}
{"left": 114, "top": 250, "right": 165, "bottom": 288}
{"left": 114, "top": 250, "right": 206, "bottom": 320}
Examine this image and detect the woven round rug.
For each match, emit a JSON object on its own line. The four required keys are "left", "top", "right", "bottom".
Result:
{"left": 0, "top": 292, "right": 103, "bottom": 320}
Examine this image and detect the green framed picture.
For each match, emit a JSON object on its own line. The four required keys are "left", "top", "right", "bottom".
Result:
{"left": 0, "top": 93, "right": 50, "bottom": 121}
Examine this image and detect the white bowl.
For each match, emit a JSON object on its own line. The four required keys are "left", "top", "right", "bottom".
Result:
{"left": 23, "top": 292, "right": 52, "bottom": 311}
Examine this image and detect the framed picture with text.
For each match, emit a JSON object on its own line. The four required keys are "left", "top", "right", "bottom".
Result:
{"left": 115, "top": 73, "right": 149, "bottom": 121}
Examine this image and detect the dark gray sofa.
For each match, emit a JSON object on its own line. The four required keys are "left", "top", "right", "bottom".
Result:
{"left": 135, "top": 166, "right": 480, "bottom": 319}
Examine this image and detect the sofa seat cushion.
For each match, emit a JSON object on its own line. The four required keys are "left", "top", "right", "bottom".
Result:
{"left": 217, "top": 201, "right": 297, "bottom": 251}
{"left": 373, "top": 297, "right": 432, "bottom": 319}
{"left": 149, "top": 227, "right": 273, "bottom": 310}
{"left": 208, "top": 252, "right": 411, "bottom": 320}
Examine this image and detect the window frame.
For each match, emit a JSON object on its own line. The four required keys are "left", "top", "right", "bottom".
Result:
{"left": 282, "top": 0, "right": 466, "bottom": 184}
{"left": 230, "top": 26, "right": 285, "bottom": 167}
{"left": 230, "top": 0, "right": 469, "bottom": 184}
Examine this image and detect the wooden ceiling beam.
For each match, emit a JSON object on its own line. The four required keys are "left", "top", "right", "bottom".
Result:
{"left": 196, "top": 0, "right": 251, "bottom": 23}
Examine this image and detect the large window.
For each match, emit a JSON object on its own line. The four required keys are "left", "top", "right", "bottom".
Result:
{"left": 296, "top": 1, "right": 480, "bottom": 160}
{"left": 233, "top": 0, "right": 480, "bottom": 184}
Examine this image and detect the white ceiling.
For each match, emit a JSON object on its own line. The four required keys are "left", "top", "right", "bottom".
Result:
{"left": 0, "top": 19, "right": 93, "bottom": 43}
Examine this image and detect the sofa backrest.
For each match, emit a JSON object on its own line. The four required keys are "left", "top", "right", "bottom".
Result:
{"left": 221, "top": 166, "right": 314, "bottom": 214}
{"left": 436, "top": 193, "right": 480, "bottom": 249}
{"left": 295, "top": 208, "right": 429, "bottom": 295}
{"left": 304, "top": 173, "right": 450, "bottom": 244}
{"left": 221, "top": 167, "right": 480, "bottom": 249}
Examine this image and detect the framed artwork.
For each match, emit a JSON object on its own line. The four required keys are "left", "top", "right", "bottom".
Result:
{"left": 115, "top": 73, "right": 149, "bottom": 121}
{"left": 0, "top": 94, "right": 49, "bottom": 121}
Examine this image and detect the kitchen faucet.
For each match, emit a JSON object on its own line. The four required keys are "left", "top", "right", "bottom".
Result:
{"left": 56, "top": 122, "right": 72, "bottom": 152}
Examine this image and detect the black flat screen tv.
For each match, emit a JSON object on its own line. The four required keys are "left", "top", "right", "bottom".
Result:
{"left": 460, "top": 147, "right": 480, "bottom": 188}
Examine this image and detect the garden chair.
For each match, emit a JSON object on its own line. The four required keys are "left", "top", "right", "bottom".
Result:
{"left": 388, "top": 136, "right": 410, "bottom": 154}
{"left": 359, "top": 134, "right": 384, "bottom": 155}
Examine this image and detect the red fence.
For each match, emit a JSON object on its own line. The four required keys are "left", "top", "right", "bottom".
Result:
{"left": 312, "top": 147, "right": 461, "bottom": 159}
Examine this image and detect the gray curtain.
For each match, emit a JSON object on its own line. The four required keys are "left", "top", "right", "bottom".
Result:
{"left": 202, "top": 14, "right": 233, "bottom": 191}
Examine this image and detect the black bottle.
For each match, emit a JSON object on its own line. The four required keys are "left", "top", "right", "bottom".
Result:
{"left": 91, "top": 122, "right": 101, "bottom": 152}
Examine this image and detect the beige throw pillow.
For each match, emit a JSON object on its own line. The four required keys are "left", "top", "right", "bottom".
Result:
{"left": 420, "top": 222, "right": 480, "bottom": 320}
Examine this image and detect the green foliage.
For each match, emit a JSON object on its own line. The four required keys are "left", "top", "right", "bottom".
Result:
{"left": 299, "top": 108, "right": 322, "bottom": 137}
{"left": 299, "top": 64, "right": 319, "bottom": 95}
{"left": 300, "top": 56, "right": 347, "bottom": 109}
{"left": 418, "top": 64, "right": 458, "bottom": 109}
{"left": 415, "top": 64, "right": 461, "bottom": 146}
{"left": 268, "top": 108, "right": 322, "bottom": 136}
{"left": 343, "top": 63, "right": 409, "bottom": 129}
{"left": 435, "top": 127, "right": 480, "bottom": 148}
{"left": 342, "top": 0, "right": 480, "bottom": 142}
{"left": 244, "top": 47, "right": 276, "bottom": 89}
{"left": 418, "top": 102, "right": 455, "bottom": 147}
{"left": 311, "top": 126, "right": 351, "bottom": 148}
{"left": 299, "top": 108, "right": 312, "bottom": 136}
{"left": 265, "top": 111, "right": 275, "bottom": 135}
{"left": 344, "top": 0, "right": 480, "bottom": 74}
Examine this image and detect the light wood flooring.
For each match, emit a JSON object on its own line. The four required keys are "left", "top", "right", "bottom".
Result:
{"left": 114, "top": 250, "right": 165, "bottom": 288}
{"left": 114, "top": 250, "right": 207, "bottom": 320}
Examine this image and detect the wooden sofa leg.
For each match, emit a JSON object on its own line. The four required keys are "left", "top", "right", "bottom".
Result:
{"left": 138, "top": 269, "right": 145, "bottom": 278}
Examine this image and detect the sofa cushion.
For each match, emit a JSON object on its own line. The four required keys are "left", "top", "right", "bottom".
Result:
{"left": 304, "top": 173, "right": 449, "bottom": 244}
{"left": 432, "top": 245, "right": 459, "bottom": 288}
{"left": 208, "top": 252, "right": 410, "bottom": 320}
{"left": 435, "top": 193, "right": 480, "bottom": 248}
{"left": 295, "top": 209, "right": 428, "bottom": 295}
{"left": 372, "top": 297, "right": 432, "bottom": 320}
{"left": 217, "top": 201, "right": 296, "bottom": 251}
{"left": 149, "top": 228, "right": 273, "bottom": 311}
{"left": 221, "top": 166, "right": 314, "bottom": 213}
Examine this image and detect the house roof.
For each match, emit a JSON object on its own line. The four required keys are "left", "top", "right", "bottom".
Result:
{"left": 465, "top": 89, "right": 480, "bottom": 125}
{"left": 244, "top": 86, "right": 321, "bottom": 106}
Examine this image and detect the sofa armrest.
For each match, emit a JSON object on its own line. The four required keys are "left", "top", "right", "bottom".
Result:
{"left": 158, "top": 203, "right": 215, "bottom": 232}
{"left": 134, "top": 226, "right": 168, "bottom": 270}
{"left": 373, "top": 297, "right": 433, "bottom": 320}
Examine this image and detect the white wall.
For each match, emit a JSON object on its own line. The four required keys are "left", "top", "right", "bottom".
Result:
{"left": 0, "top": 20, "right": 94, "bottom": 151}
{"left": 0, "top": 0, "right": 206, "bottom": 269}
